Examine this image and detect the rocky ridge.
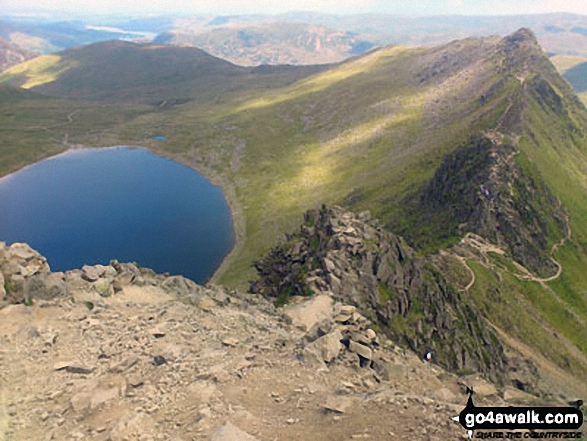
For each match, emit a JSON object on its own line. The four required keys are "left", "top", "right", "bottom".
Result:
{"left": 416, "top": 136, "right": 567, "bottom": 277}
{"left": 0, "top": 241, "right": 556, "bottom": 441}
{"left": 251, "top": 206, "right": 511, "bottom": 383}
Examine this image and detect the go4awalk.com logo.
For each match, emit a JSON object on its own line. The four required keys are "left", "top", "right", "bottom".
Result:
{"left": 454, "top": 388, "right": 583, "bottom": 439}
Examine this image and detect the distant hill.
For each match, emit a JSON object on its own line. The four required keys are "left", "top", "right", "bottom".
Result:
{"left": 0, "top": 37, "right": 36, "bottom": 72}
{"left": 0, "top": 40, "right": 328, "bottom": 102}
{"left": 154, "top": 22, "right": 376, "bottom": 65}
{"left": 0, "top": 19, "right": 147, "bottom": 53}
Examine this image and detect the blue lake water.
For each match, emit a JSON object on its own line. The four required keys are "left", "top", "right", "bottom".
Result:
{"left": 0, "top": 147, "right": 235, "bottom": 284}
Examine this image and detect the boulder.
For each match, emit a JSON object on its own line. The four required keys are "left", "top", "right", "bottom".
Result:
{"left": 349, "top": 340, "right": 372, "bottom": 361}
{"left": 81, "top": 265, "right": 102, "bottom": 282}
{"left": 306, "top": 330, "right": 343, "bottom": 363}
{"left": 283, "top": 294, "right": 334, "bottom": 331}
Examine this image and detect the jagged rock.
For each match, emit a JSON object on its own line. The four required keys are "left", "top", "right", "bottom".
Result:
{"left": 251, "top": 206, "right": 508, "bottom": 382}
{"left": 210, "top": 422, "right": 258, "bottom": 441}
{"left": 6, "top": 243, "right": 41, "bottom": 262}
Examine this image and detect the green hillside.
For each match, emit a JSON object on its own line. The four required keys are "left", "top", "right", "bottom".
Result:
{"left": 0, "top": 40, "right": 327, "bottom": 102}
{"left": 1, "top": 29, "right": 587, "bottom": 389}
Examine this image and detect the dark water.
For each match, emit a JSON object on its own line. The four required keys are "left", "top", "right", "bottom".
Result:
{"left": 0, "top": 147, "right": 235, "bottom": 283}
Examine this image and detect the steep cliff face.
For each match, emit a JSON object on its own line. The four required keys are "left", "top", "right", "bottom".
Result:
{"left": 414, "top": 136, "right": 567, "bottom": 277}
{"left": 251, "top": 206, "right": 508, "bottom": 382}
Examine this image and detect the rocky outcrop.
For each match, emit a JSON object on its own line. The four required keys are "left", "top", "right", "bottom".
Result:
{"left": 0, "top": 242, "right": 68, "bottom": 307}
{"left": 251, "top": 206, "right": 508, "bottom": 382}
{"left": 0, "top": 240, "right": 231, "bottom": 311}
{"left": 413, "top": 136, "right": 567, "bottom": 277}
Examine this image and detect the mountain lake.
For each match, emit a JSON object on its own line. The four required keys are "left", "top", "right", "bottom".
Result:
{"left": 0, "top": 147, "right": 235, "bottom": 284}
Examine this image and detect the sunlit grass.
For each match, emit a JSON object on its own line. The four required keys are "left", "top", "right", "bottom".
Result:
{"left": 0, "top": 55, "right": 78, "bottom": 89}
{"left": 234, "top": 46, "right": 408, "bottom": 112}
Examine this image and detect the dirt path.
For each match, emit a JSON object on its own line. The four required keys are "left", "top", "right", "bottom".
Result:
{"left": 25, "top": 110, "right": 79, "bottom": 132}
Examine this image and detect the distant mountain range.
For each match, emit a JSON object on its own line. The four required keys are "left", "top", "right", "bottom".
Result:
{"left": 153, "top": 23, "right": 375, "bottom": 66}
{"left": 158, "top": 12, "right": 587, "bottom": 61}
{"left": 6, "top": 12, "right": 587, "bottom": 63}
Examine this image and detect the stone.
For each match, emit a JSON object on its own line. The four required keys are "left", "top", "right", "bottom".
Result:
{"left": 323, "top": 395, "right": 353, "bottom": 414}
{"left": 222, "top": 337, "right": 239, "bottom": 347}
{"left": 307, "top": 330, "right": 343, "bottom": 363}
{"left": 503, "top": 386, "right": 535, "bottom": 402}
{"left": 467, "top": 377, "right": 498, "bottom": 397}
{"left": 283, "top": 295, "right": 334, "bottom": 331}
{"left": 53, "top": 361, "right": 94, "bottom": 374}
{"left": 429, "top": 387, "right": 457, "bottom": 403}
{"left": 210, "top": 422, "right": 258, "bottom": 441}
{"left": 70, "top": 393, "right": 91, "bottom": 414}
{"left": 150, "top": 324, "right": 167, "bottom": 338}
{"left": 334, "top": 314, "right": 352, "bottom": 324}
{"left": 153, "top": 355, "right": 167, "bottom": 366}
{"left": 323, "top": 258, "right": 336, "bottom": 273}
{"left": 81, "top": 265, "right": 104, "bottom": 282}
{"left": 90, "top": 375, "right": 127, "bottom": 409}
{"left": 339, "top": 305, "right": 357, "bottom": 315}
{"left": 348, "top": 341, "right": 372, "bottom": 361}
{"left": 365, "top": 329, "right": 376, "bottom": 340}
{"left": 7, "top": 243, "right": 39, "bottom": 261}
{"left": 94, "top": 279, "right": 113, "bottom": 297}
{"left": 110, "top": 356, "right": 139, "bottom": 373}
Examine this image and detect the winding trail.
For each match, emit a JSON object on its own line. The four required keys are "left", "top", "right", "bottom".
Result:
{"left": 25, "top": 110, "right": 79, "bottom": 132}
{"left": 516, "top": 213, "right": 570, "bottom": 284}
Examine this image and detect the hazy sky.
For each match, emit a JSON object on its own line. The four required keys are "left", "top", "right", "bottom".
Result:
{"left": 3, "top": 0, "right": 587, "bottom": 17}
